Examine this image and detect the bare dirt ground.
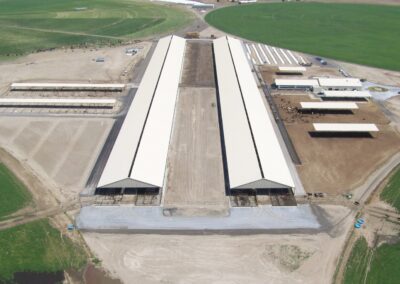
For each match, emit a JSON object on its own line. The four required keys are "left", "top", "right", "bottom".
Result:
{"left": 0, "top": 42, "right": 151, "bottom": 94}
{"left": 199, "top": 26, "right": 227, "bottom": 39}
{"left": 164, "top": 87, "right": 227, "bottom": 211}
{"left": 180, "top": 41, "right": 215, "bottom": 88}
{"left": 336, "top": 60, "right": 400, "bottom": 86}
{"left": 0, "top": 116, "right": 113, "bottom": 200}
{"left": 83, "top": 205, "right": 353, "bottom": 284}
{"left": 384, "top": 95, "right": 400, "bottom": 117}
{"left": 271, "top": 94, "right": 400, "bottom": 194}
{"left": 288, "top": 124, "right": 400, "bottom": 194}
{"left": 164, "top": 40, "right": 228, "bottom": 213}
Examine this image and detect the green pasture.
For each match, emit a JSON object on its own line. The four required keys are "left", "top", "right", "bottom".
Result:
{"left": 0, "top": 163, "right": 31, "bottom": 219}
{"left": 206, "top": 3, "right": 400, "bottom": 71}
{"left": 0, "top": 219, "right": 87, "bottom": 280}
{"left": 0, "top": 0, "right": 193, "bottom": 59}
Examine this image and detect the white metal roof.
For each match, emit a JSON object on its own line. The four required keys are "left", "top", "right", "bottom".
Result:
{"left": 313, "top": 123, "right": 379, "bottom": 132}
{"left": 317, "top": 78, "right": 362, "bottom": 88}
{"left": 300, "top": 102, "right": 358, "bottom": 110}
{"left": 0, "top": 98, "right": 115, "bottom": 105}
{"left": 130, "top": 36, "right": 186, "bottom": 188}
{"left": 228, "top": 37, "right": 295, "bottom": 188}
{"left": 97, "top": 36, "right": 172, "bottom": 188}
{"left": 213, "top": 37, "right": 262, "bottom": 188}
{"left": 278, "top": 66, "right": 306, "bottom": 72}
{"left": 275, "top": 79, "right": 319, "bottom": 87}
{"left": 11, "top": 82, "right": 125, "bottom": 90}
{"left": 322, "top": 90, "right": 371, "bottom": 98}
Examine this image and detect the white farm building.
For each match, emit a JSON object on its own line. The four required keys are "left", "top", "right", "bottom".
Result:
{"left": 96, "top": 35, "right": 297, "bottom": 196}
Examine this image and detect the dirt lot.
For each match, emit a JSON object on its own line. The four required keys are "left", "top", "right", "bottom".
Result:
{"left": 164, "top": 87, "right": 227, "bottom": 211}
{"left": 274, "top": 94, "right": 390, "bottom": 124}
{"left": 272, "top": 95, "right": 400, "bottom": 194}
{"left": 384, "top": 95, "right": 400, "bottom": 118}
{"left": 336, "top": 60, "right": 400, "bottom": 86}
{"left": 0, "top": 42, "right": 151, "bottom": 94}
{"left": 180, "top": 40, "right": 215, "bottom": 87}
{"left": 164, "top": 40, "right": 228, "bottom": 212}
{"left": 0, "top": 117, "right": 113, "bottom": 200}
{"left": 83, "top": 205, "right": 353, "bottom": 284}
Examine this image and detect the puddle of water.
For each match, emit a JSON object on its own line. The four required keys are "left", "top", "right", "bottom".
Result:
{"left": 12, "top": 271, "right": 64, "bottom": 284}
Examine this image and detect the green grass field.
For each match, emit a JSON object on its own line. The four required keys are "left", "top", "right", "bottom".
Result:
{"left": 205, "top": 3, "right": 400, "bottom": 71}
{"left": 380, "top": 167, "right": 400, "bottom": 212}
{"left": 0, "top": 0, "right": 193, "bottom": 59}
{"left": 0, "top": 163, "right": 31, "bottom": 219}
{"left": 344, "top": 237, "right": 400, "bottom": 284}
{"left": 0, "top": 219, "right": 87, "bottom": 280}
{"left": 343, "top": 237, "right": 372, "bottom": 284}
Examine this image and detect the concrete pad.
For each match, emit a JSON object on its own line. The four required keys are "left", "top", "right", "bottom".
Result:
{"left": 76, "top": 205, "right": 321, "bottom": 231}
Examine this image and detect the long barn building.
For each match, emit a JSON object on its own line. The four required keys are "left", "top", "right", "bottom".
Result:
{"left": 96, "top": 35, "right": 186, "bottom": 194}
{"left": 214, "top": 36, "right": 295, "bottom": 193}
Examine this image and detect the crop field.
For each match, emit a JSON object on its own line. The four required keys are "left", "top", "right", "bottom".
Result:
{"left": 343, "top": 237, "right": 372, "bottom": 284}
{"left": 0, "top": 0, "right": 193, "bottom": 59}
{"left": 343, "top": 237, "right": 400, "bottom": 284}
{"left": 380, "top": 167, "right": 400, "bottom": 211}
{"left": 205, "top": 3, "right": 400, "bottom": 71}
{"left": 0, "top": 163, "right": 31, "bottom": 219}
{"left": 0, "top": 219, "right": 87, "bottom": 281}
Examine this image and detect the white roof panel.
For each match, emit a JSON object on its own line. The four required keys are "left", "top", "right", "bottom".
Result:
{"left": 213, "top": 37, "right": 262, "bottom": 188}
{"left": 323, "top": 90, "right": 371, "bottom": 98}
{"left": 313, "top": 123, "right": 379, "bottom": 132}
{"left": 11, "top": 83, "right": 125, "bottom": 90}
{"left": 275, "top": 79, "right": 319, "bottom": 87}
{"left": 228, "top": 37, "right": 295, "bottom": 188}
{"left": 278, "top": 66, "right": 306, "bottom": 72}
{"left": 300, "top": 102, "right": 358, "bottom": 110}
{"left": 318, "top": 78, "right": 362, "bottom": 88}
{"left": 0, "top": 98, "right": 115, "bottom": 105}
{"left": 97, "top": 36, "right": 172, "bottom": 188}
{"left": 130, "top": 36, "right": 186, "bottom": 187}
